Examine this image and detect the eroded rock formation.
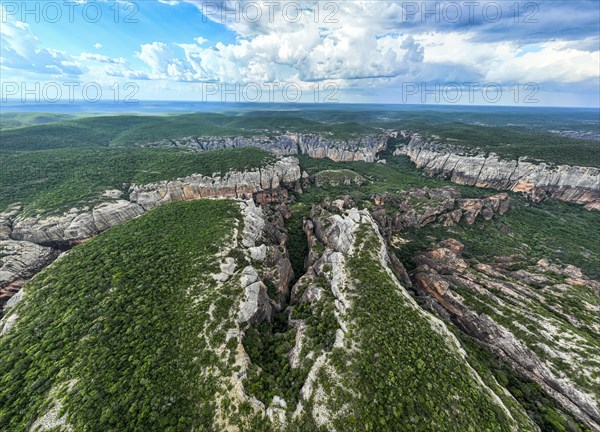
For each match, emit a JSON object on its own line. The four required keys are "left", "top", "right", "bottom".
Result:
{"left": 371, "top": 186, "right": 510, "bottom": 238}
{"left": 409, "top": 240, "right": 600, "bottom": 430}
{"left": 8, "top": 157, "right": 301, "bottom": 247}
{"left": 1, "top": 157, "right": 301, "bottom": 314}
{"left": 394, "top": 134, "right": 600, "bottom": 210}
{"left": 0, "top": 240, "right": 59, "bottom": 312}
{"left": 140, "top": 134, "right": 388, "bottom": 163}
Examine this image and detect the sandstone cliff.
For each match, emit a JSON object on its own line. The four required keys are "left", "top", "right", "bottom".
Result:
{"left": 8, "top": 157, "right": 301, "bottom": 246}
{"left": 394, "top": 134, "right": 600, "bottom": 210}
{"left": 371, "top": 186, "right": 510, "bottom": 238}
{"left": 1, "top": 158, "right": 301, "bottom": 314}
{"left": 140, "top": 133, "right": 388, "bottom": 163}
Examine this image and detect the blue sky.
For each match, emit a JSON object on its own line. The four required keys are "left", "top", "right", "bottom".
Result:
{"left": 1, "top": 0, "right": 599, "bottom": 106}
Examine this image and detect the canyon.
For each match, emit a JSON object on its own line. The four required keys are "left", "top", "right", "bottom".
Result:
{"left": 1, "top": 129, "right": 599, "bottom": 430}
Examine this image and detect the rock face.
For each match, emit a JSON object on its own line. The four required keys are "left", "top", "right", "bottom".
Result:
{"left": 8, "top": 157, "right": 301, "bottom": 246}
{"left": 410, "top": 241, "right": 600, "bottom": 430}
{"left": 11, "top": 201, "right": 145, "bottom": 246}
{"left": 371, "top": 186, "right": 510, "bottom": 238}
{"left": 129, "top": 157, "right": 301, "bottom": 210}
{"left": 0, "top": 240, "right": 58, "bottom": 313}
{"left": 1, "top": 157, "right": 301, "bottom": 313}
{"left": 140, "top": 134, "right": 388, "bottom": 163}
{"left": 394, "top": 134, "right": 600, "bottom": 210}
{"left": 239, "top": 200, "right": 295, "bottom": 320}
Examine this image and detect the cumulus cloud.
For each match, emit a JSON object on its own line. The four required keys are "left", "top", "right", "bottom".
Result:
{"left": 3, "top": 0, "right": 596, "bottom": 102}
{"left": 0, "top": 6, "right": 84, "bottom": 76}
{"left": 131, "top": 1, "right": 428, "bottom": 85}
{"left": 419, "top": 32, "right": 600, "bottom": 85}
{"left": 133, "top": 0, "right": 598, "bottom": 91}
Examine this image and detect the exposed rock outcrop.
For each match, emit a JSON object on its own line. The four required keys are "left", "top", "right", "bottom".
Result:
{"left": 410, "top": 241, "right": 600, "bottom": 430}
{"left": 140, "top": 134, "right": 388, "bottom": 163}
{"left": 11, "top": 200, "right": 145, "bottom": 246}
{"left": 130, "top": 157, "right": 300, "bottom": 210}
{"left": 9, "top": 157, "right": 301, "bottom": 247}
{"left": 313, "top": 169, "right": 366, "bottom": 188}
{"left": 2, "top": 158, "right": 301, "bottom": 313}
{"left": 394, "top": 134, "right": 600, "bottom": 210}
{"left": 239, "top": 200, "right": 295, "bottom": 319}
{"left": 371, "top": 186, "right": 510, "bottom": 238}
{"left": 0, "top": 240, "right": 58, "bottom": 313}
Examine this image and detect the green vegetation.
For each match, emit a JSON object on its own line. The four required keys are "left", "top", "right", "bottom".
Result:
{"left": 456, "top": 332, "right": 591, "bottom": 432}
{"left": 314, "top": 220, "right": 534, "bottom": 431}
{"left": 0, "top": 200, "right": 242, "bottom": 431}
{"left": 295, "top": 148, "right": 599, "bottom": 279}
{"left": 0, "top": 147, "right": 274, "bottom": 214}
{"left": 295, "top": 153, "right": 449, "bottom": 206}
{"left": 313, "top": 169, "right": 365, "bottom": 187}
{"left": 0, "top": 112, "right": 378, "bottom": 151}
{"left": 285, "top": 203, "right": 310, "bottom": 279}
{"left": 402, "top": 122, "right": 599, "bottom": 167}
{"left": 0, "top": 112, "right": 76, "bottom": 130}
{"left": 393, "top": 196, "right": 600, "bottom": 279}
{"left": 1, "top": 108, "right": 598, "bottom": 430}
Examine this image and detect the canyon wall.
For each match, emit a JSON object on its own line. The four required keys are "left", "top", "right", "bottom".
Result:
{"left": 7, "top": 157, "right": 300, "bottom": 246}
{"left": 394, "top": 134, "right": 600, "bottom": 210}
{"left": 0, "top": 157, "right": 301, "bottom": 312}
{"left": 140, "top": 133, "right": 388, "bottom": 163}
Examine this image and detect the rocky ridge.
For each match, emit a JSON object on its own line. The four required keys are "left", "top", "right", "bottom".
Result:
{"left": 371, "top": 186, "right": 510, "bottom": 238}
{"left": 7, "top": 157, "right": 300, "bottom": 246}
{"left": 393, "top": 133, "right": 600, "bottom": 210}
{"left": 0, "top": 157, "right": 302, "bottom": 315}
{"left": 277, "top": 204, "right": 537, "bottom": 430}
{"left": 140, "top": 133, "right": 388, "bottom": 163}
{"left": 408, "top": 240, "right": 600, "bottom": 430}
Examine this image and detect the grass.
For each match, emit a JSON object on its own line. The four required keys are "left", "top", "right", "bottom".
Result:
{"left": 0, "top": 147, "right": 274, "bottom": 214}
{"left": 0, "top": 200, "right": 242, "bottom": 431}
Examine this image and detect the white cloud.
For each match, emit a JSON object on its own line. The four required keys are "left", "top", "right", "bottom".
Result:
{"left": 94, "top": 43, "right": 103, "bottom": 49}
{"left": 419, "top": 32, "right": 600, "bottom": 85}
{"left": 0, "top": 6, "right": 84, "bottom": 76}
{"left": 79, "top": 53, "right": 127, "bottom": 64}
{"left": 132, "top": 2, "right": 427, "bottom": 85}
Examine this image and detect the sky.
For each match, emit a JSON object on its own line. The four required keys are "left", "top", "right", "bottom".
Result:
{"left": 1, "top": 0, "right": 599, "bottom": 107}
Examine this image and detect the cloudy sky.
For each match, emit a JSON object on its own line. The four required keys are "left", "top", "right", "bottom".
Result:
{"left": 1, "top": 0, "right": 599, "bottom": 106}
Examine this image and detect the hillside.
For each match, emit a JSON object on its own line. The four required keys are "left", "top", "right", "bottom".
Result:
{"left": 0, "top": 147, "right": 275, "bottom": 215}
{"left": 0, "top": 199, "right": 540, "bottom": 431}
{"left": 1, "top": 109, "right": 599, "bottom": 431}
{"left": 0, "top": 112, "right": 378, "bottom": 151}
